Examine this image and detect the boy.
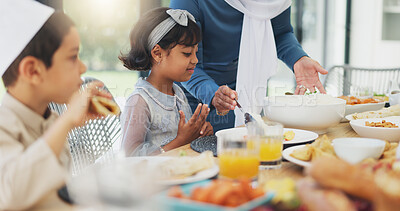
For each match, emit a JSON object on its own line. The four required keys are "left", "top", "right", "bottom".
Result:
{"left": 0, "top": 0, "right": 110, "bottom": 209}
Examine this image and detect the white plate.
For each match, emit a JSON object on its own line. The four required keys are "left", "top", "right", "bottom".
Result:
{"left": 350, "top": 116, "right": 400, "bottom": 142}
{"left": 345, "top": 102, "right": 385, "bottom": 116}
{"left": 284, "top": 128, "right": 319, "bottom": 144}
{"left": 215, "top": 127, "right": 318, "bottom": 145}
{"left": 282, "top": 145, "right": 311, "bottom": 167}
{"left": 125, "top": 156, "right": 219, "bottom": 186}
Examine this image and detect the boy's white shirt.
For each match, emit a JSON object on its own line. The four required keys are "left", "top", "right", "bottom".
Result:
{"left": 0, "top": 93, "right": 69, "bottom": 210}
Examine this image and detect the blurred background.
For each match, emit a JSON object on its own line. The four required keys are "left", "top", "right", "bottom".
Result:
{"left": 1, "top": 0, "right": 400, "bottom": 105}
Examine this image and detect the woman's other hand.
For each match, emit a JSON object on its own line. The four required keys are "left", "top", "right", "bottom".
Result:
{"left": 294, "top": 56, "right": 328, "bottom": 95}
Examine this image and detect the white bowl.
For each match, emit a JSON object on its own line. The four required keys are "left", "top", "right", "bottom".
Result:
{"left": 333, "top": 138, "right": 385, "bottom": 164}
{"left": 349, "top": 117, "right": 400, "bottom": 142}
{"left": 263, "top": 94, "right": 346, "bottom": 131}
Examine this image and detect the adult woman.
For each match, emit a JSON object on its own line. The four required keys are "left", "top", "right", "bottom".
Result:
{"left": 170, "top": 0, "right": 327, "bottom": 131}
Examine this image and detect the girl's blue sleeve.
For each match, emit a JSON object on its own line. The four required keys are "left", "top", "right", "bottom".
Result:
{"left": 272, "top": 7, "right": 308, "bottom": 71}
{"left": 170, "top": 0, "right": 219, "bottom": 106}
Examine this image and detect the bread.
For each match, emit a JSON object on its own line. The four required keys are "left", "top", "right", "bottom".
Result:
{"left": 89, "top": 96, "right": 120, "bottom": 116}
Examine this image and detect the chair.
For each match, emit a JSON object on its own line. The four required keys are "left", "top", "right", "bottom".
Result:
{"left": 48, "top": 76, "right": 122, "bottom": 175}
{"left": 324, "top": 65, "right": 400, "bottom": 97}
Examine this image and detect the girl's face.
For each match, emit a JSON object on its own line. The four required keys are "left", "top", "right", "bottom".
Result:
{"left": 158, "top": 44, "right": 198, "bottom": 82}
{"left": 40, "top": 27, "right": 87, "bottom": 104}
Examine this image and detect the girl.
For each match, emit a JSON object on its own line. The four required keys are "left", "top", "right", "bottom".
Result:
{"left": 119, "top": 7, "right": 213, "bottom": 156}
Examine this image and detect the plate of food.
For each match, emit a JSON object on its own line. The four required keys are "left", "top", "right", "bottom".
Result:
{"left": 346, "top": 105, "right": 400, "bottom": 121}
{"left": 214, "top": 127, "right": 318, "bottom": 146}
{"left": 159, "top": 179, "right": 273, "bottom": 211}
{"left": 350, "top": 116, "right": 400, "bottom": 142}
{"left": 338, "top": 95, "right": 386, "bottom": 117}
{"left": 282, "top": 135, "right": 399, "bottom": 167}
{"left": 125, "top": 151, "right": 219, "bottom": 186}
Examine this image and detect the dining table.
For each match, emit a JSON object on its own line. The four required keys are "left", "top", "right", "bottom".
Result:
{"left": 31, "top": 122, "right": 359, "bottom": 211}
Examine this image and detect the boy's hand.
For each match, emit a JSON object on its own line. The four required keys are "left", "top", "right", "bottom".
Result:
{"left": 200, "top": 122, "right": 213, "bottom": 137}
{"left": 176, "top": 103, "right": 210, "bottom": 145}
{"left": 65, "top": 81, "right": 112, "bottom": 127}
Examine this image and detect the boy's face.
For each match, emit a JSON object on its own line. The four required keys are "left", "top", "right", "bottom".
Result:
{"left": 159, "top": 44, "right": 198, "bottom": 82}
{"left": 40, "top": 27, "right": 86, "bottom": 104}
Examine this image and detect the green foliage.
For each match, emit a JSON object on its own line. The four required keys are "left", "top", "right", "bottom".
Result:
{"left": 64, "top": 0, "right": 140, "bottom": 71}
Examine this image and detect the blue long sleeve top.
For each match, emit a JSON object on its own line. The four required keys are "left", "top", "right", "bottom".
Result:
{"left": 170, "top": 0, "right": 308, "bottom": 131}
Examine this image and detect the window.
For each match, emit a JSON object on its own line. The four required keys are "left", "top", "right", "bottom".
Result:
{"left": 64, "top": 0, "right": 142, "bottom": 106}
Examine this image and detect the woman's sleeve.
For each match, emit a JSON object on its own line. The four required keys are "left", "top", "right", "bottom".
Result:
{"left": 121, "top": 94, "right": 159, "bottom": 156}
{"left": 170, "top": 0, "right": 219, "bottom": 106}
{"left": 272, "top": 6, "right": 308, "bottom": 71}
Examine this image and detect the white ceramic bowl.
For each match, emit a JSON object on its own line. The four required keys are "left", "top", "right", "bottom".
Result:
{"left": 263, "top": 94, "right": 346, "bottom": 131}
{"left": 349, "top": 117, "right": 400, "bottom": 142}
{"left": 333, "top": 137, "right": 385, "bottom": 164}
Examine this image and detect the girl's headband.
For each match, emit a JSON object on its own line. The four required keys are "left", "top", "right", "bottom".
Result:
{"left": 147, "top": 9, "right": 196, "bottom": 51}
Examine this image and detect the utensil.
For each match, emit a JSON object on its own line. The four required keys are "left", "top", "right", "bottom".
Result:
{"left": 235, "top": 100, "right": 255, "bottom": 124}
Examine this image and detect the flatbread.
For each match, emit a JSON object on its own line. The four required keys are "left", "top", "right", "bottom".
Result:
{"left": 90, "top": 96, "right": 120, "bottom": 116}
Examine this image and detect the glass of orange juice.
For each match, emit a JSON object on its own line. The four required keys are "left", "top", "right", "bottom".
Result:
{"left": 216, "top": 130, "right": 259, "bottom": 180}
{"left": 247, "top": 121, "right": 284, "bottom": 169}
{"left": 257, "top": 121, "right": 283, "bottom": 170}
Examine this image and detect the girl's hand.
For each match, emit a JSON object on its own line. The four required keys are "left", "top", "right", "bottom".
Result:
{"left": 212, "top": 85, "right": 237, "bottom": 115}
{"left": 64, "top": 81, "right": 112, "bottom": 127}
{"left": 200, "top": 122, "right": 213, "bottom": 137}
{"left": 176, "top": 103, "right": 210, "bottom": 145}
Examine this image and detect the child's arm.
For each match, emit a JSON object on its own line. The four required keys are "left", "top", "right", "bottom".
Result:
{"left": 120, "top": 94, "right": 155, "bottom": 156}
{"left": 42, "top": 81, "right": 111, "bottom": 157}
{"left": 162, "top": 103, "right": 210, "bottom": 151}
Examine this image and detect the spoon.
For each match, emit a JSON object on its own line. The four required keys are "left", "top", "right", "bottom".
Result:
{"left": 235, "top": 100, "right": 255, "bottom": 124}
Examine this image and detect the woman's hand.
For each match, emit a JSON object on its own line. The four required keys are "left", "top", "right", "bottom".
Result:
{"left": 294, "top": 56, "right": 328, "bottom": 95}
{"left": 64, "top": 81, "right": 112, "bottom": 128}
{"left": 212, "top": 85, "right": 237, "bottom": 115}
{"left": 176, "top": 103, "right": 210, "bottom": 145}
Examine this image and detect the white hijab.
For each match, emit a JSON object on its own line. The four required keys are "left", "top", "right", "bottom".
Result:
{"left": 224, "top": 0, "right": 291, "bottom": 126}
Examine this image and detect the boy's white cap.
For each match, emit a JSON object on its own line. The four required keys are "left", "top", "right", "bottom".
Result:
{"left": 0, "top": 0, "right": 54, "bottom": 76}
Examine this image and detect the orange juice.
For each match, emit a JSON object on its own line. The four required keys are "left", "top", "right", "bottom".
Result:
{"left": 260, "top": 141, "right": 283, "bottom": 161}
{"left": 219, "top": 149, "right": 259, "bottom": 179}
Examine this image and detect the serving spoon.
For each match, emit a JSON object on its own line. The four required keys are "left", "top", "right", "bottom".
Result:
{"left": 235, "top": 100, "right": 255, "bottom": 124}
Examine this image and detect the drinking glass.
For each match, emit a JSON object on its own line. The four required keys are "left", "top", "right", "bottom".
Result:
{"left": 251, "top": 121, "right": 283, "bottom": 170}
{"left": 217, "top": 131, "right": 259, "bottom": 180}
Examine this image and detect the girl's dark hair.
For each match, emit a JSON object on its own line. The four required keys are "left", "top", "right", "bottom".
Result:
{"left": 2, "top": 12, "right": 75, "bottom": 87}
{"left": 119, "top": 7, "right": 201, "bottom": 71}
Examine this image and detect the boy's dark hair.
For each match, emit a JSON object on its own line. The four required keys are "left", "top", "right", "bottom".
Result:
{"left": 119, "top": 7, "right": 201, "bottom": 71}
{"left": 2, "top": 12, "right": 75, "bottom": 87}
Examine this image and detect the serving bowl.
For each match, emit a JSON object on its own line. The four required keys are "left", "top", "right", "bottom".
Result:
{"left": 349, "top": 116, "right": 400, "bottom": 142}
{"left": 332, "top": 137, "right": 386, "bottom": 164}
{"left": 263, "top": 94, "right": 346, "bottom": 131}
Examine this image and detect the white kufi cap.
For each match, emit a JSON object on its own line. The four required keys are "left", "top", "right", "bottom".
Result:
{"left": 0, "top": 0, "right": 54, "bottom": 76}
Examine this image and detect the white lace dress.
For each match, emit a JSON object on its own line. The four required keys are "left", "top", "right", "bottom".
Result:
{"left": 120, "top": 78, "right": 192, "bottom": 156}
